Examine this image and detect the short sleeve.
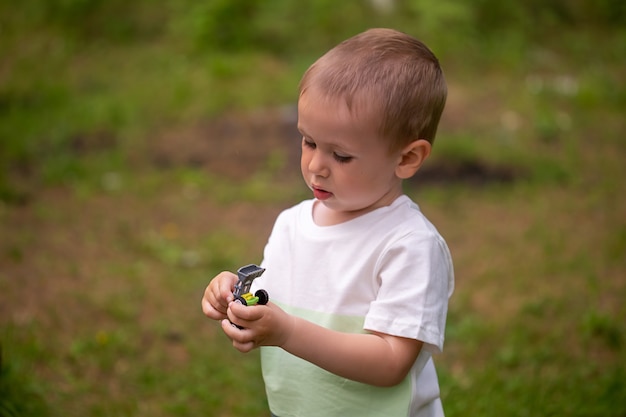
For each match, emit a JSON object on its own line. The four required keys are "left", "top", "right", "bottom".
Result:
{"left": 363, "top": 232, "right": 453, "bottom": 353}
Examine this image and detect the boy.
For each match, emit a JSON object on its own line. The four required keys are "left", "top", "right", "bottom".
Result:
{"left": 202, "top": 28, "right": 454, "bottom": 417}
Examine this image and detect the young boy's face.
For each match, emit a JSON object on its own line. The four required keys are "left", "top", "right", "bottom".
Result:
{"left": 297, "top": 87, "right": 404, "bottom": 223}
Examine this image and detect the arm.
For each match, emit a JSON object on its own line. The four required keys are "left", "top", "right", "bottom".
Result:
{"left": 223, "top": 301, "right": 423, "bottom": 387}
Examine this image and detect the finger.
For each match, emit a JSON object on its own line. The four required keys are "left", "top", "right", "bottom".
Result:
{"left": 202, "top": 285, "right": 228, "bottom": 317}
{"left": 204, "top": 272, "right": 238, "bottom": 313}
{"left": 217, "top": 272, "right": 237, "bottom": 303}
{"left": 227, "top": 302, "right": 266, "bottom": 330}
{"left": 229, "top": 300, "right": 264, "bottom": 321}
{"left": 226, "top": 304, "right": 250, "bottom": 329}
{"left": 233, "top": 339, "right": 255, "bottom": 353}
{"left": 201, "top": 296, "right": 227, "bottom": 320}
{"left": 221, "top": 319, "right": 255, "bottom": 353}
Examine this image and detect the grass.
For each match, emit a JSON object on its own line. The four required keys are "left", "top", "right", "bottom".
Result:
{"left": 434, "top": 184, "right": 626, "bottom": 415}
{"left": 1, "top": 2, "right": 626, "bottom": 416}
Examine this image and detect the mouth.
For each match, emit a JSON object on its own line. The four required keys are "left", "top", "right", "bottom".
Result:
{"left": 312, "top": 185, "right": 333, "bottom": 201}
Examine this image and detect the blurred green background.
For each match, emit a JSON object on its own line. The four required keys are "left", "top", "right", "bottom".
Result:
{"left": 1, "top": 0, "right": 625, "bottom": 416}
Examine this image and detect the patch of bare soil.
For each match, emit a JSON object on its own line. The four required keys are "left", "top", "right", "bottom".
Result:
{"left": 147, "top": 107, "right": 301, "bottom": 180}
{"left": 413, "top": 159, "right": 521, "bottom": 186}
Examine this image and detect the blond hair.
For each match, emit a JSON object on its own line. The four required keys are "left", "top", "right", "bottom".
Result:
{"left": 299, "top": 28, "right": 447, "bottom": 150}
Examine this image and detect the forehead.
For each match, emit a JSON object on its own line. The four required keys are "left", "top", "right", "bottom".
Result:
{"left": 297, "top": 87, "right": 381, "bottom": 137}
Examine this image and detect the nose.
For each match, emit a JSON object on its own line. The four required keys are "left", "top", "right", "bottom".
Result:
{"left": 306, "top": 149, "right": 329, "bottom": 177}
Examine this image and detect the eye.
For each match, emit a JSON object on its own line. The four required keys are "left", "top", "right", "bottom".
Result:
{"left": 333, "top": 153, "right": 353, "bottom": 164}
{"left": 302, "top": 137, "right": 316, "bottom": 149}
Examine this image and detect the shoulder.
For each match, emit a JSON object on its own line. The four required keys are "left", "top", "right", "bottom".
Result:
{"left": 381, "top": 196, "right": 443, "bottom": 239}
{"left": 267, "top": 200, "right": 314, "bottom": 240}
{"left": 377, "top": 196, "right": 452, "bottom": 267}
{"left": 274, "top": 199, "right": 313, "bottom": 224}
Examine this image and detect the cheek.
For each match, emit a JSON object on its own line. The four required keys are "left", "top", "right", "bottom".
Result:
{"left": 300, "top": 153, "right": 308, "bottom": 171}
{"left": 351, "top": 163, "right": 393, "bottom": 188}
{"left": 300, "top": 151, "right": 311, "bottom": 176}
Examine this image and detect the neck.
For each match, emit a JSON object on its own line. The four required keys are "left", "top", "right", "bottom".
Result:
{"left": 312, "top": 189, "right": 403, "bottom": 227}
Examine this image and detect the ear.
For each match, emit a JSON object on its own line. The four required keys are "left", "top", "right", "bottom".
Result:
{"left": 395, "top": 139, "right": 431, "bottom": 179}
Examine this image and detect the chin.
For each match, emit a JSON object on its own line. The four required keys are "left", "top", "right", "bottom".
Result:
{"left": 322, "top": 200, "right": 357, "bottom": 213}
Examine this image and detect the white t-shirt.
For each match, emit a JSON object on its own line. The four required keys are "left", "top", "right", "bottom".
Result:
{"left": 254, "top": 195, "right": 454, "bottom": 417}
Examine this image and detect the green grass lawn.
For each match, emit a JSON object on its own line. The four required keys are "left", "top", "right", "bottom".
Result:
{"left": 1, "top": 2, "right": 625, "bottom": 416}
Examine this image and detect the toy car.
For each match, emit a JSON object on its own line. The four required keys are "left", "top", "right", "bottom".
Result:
{"left": 233, "top": 264, "right": 269, "bottom": 307}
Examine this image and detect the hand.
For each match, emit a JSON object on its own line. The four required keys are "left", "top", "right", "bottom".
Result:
{"left": 201, "top": 271, "right": 238, "bottom": 320}
{"left": 221, "top": 301, "right": 295, "bottom": 353}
